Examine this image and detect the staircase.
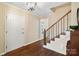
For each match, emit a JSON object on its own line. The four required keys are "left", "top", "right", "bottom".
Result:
{"left": 43, "top": 10, "right": 71, "bottom": 55}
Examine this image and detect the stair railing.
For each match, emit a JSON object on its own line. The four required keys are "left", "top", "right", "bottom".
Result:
{"left": 44, "top": 10, "right": 71, "bottom": 45}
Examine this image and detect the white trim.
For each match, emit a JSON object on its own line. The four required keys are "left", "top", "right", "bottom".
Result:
{"left": 0, "top": 52, "right": 6, "bottom": 56}
{"left": 24, "top": 39, "right": 41, "bottom": 46}
{"left": 4, "top": 39, "right": 41, "bottom": 54}
{"left": 4, "top": 14, "right": 7, "bottom": 56}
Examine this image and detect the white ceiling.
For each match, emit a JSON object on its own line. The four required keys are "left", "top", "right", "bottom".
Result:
{"left": 7, "top": 2, "right": 66, "bottom": 17}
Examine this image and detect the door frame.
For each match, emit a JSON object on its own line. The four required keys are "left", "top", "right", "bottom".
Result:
{"left": 5, "top": 13, "right": 26, "bottom": 53}
{"left": 39, "top": 18, "right": 48, "bottom": 39}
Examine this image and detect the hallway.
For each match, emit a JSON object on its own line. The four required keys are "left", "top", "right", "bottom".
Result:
{"left": 0, "top": 2, "right": 78, "bottom": 56}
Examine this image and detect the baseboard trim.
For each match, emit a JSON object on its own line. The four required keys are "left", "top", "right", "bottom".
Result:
{"left": 24, "top": 39, "right": 41, "bottom": 46}
{"left": 4, "top": 39, "right": 42, "bottom": 55}
{"left": 0, "top": 52, "right": 6, "bottom": 56}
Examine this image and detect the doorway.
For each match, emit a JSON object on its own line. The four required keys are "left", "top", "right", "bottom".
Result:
{"left": 39, "top": 18, "right": 48, "bottom": 39}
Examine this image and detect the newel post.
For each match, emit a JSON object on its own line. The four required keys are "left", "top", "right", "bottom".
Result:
{"left": 44, "top": 29, "right": 46, "bottom": 45}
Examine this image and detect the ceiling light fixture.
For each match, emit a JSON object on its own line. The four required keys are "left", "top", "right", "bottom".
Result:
{"left": 26, "top": 2, "right": 37, "bottom": 11}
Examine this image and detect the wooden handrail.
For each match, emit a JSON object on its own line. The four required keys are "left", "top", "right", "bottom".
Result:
{"left": 46, "top": 10, "right": 71, "bottom": 31}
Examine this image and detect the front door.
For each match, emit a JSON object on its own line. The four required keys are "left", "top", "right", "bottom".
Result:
{"left": 39, "top": 19, "right": 48, "bottom": 39}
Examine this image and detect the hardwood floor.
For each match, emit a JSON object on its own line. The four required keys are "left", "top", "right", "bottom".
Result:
{"left": 4, "top": 40, "right": 65, "bottom": 56}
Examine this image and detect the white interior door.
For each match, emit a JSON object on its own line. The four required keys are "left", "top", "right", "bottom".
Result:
{"left": 6, "top": 13, "right": 25, "bottom": 52}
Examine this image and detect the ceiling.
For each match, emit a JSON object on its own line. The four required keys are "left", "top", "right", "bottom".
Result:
{"left": 7, "top": 2, "right": 66, "bottom": 17}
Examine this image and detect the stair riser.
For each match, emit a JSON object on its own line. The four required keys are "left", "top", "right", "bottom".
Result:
{"left": 43, "top": 31, "right": 70, "bottom": 55}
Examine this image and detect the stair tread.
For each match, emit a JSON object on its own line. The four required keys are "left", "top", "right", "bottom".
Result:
{"left": 43, "top": 30, "right": 70, "bottom": 55}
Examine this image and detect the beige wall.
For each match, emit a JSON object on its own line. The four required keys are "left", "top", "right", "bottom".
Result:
{"left": 0, "top": 4, "right": 6, "bottom": 54}
{"left": 71, "top": 2, "right": 79, "bottom": 25}
{"left": 26, "top": 12, "right": 40, "bottom": 44}
{"left": 45, "top": 3, "right": 71, "bottom": 38}
{"left": 0, "top": 3, "right": 40, "bottom": 54}
{"left": 48, "top": 3, "right": 71, "bottom": 26}
{"left": 48, "top": 2, "right": 79, "bottom": 27}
